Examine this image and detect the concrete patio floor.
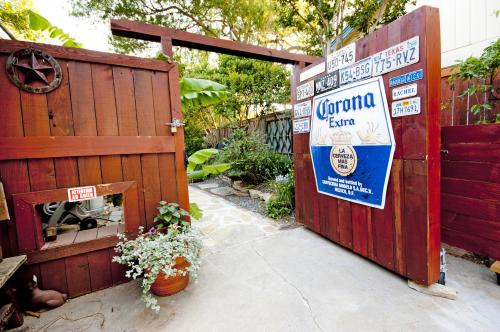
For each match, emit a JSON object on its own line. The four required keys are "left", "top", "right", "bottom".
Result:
{"left": 17, "top": 186, "right": 500, "bottom": 331}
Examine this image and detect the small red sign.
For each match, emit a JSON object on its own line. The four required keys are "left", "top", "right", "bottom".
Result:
{"left": 67, "top": 186, "right": 97, "bottom": 202}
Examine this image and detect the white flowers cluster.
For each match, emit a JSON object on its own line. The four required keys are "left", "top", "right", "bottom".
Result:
{"left": 113, "top": 226, "right": 203, "bottom": 311}
{"left": 274, "top": 174, "right": 290, "bottom": 183}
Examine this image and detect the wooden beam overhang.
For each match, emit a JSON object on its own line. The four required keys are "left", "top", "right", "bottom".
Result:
{"left": 111, "top": 19, "right": 320, "bottom": 65}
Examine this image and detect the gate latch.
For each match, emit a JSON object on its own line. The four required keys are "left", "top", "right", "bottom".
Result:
{"left": 165, "top": 118, "right": 185, "bottom": 133}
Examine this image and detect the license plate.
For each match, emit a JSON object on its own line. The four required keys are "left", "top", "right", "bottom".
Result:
{"left": 314, "top": 70, "right": 339, "bottom": 95}
{"left": 293, "top": 118, "right": 310, "bottom": 133}
{"left": 373, "top": 36, "right": 419, "bottom": 76}
{"left": 296, "top": 81, "right": 314, "bottom": 101}
{"left": 392, "top": 83, "right": 417, "bottom": 100}
{"left": 293, "top": 100, "right": 312, "bottom": 118}
{"left": 339, "top": 57, "right": 373, "bottom": 86}
{"left": 392, "top": 97, "right": 421, "bottom": 117}
{"left": 326, "top": 43, "right": 355, "bottom": 73}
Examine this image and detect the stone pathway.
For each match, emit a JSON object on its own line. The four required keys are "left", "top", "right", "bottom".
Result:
{"left": 17, "top": 186, "right": 500, "bottom": 332}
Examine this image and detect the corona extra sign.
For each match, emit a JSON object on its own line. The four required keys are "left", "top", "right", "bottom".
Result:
{"left": 310, "top": 76, "right": 395, "bottom": 208}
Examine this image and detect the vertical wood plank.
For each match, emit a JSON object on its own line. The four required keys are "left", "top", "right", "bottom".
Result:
{"left": 134, "top": 69, "right": 162, "bottom": 229}
{"left": 0, "top": 55, "right": 29, "bottom": 256}
{"left": 88, "top": 250, "right": 112, "bottom": 291}
{"left": 20, "top": 90, "right": 57, "bottom": 191}
{"left": 47, "top": 60, "right": 79, "bottom": 189}
{"left": 65, "top": 254, "right": 91, "bottom": 297}
{"left": 168, "top": 65, "right": 190, "bottom": 211}
{"left": 113, "top": 66, "right": 146, "bottom": 229}
{"left": 152, "top": 71, "right": 178, "bottom": 204}
{"left": 40, "top": 259, "right": 68, "bottom": 295}
{"left": 68, "top": 61, "right": 102, "bottom": 186}
{"left": 92, "top": 64, "right": 124, "bottom": 184}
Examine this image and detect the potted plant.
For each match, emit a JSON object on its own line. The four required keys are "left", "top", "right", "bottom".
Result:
{"left": 113, "top": 201, "right": 202, "bottom": 311}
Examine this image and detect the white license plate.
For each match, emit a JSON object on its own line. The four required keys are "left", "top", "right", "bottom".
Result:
{"left": 326, "top": 43, "right": 356, "bottom": 73}
{"left": 373, "top": 36, "right": 419, "bottom": 76}
{"left": 293, "top": 118, "right": 310, "bottom": 133}
{"left": 339, "top": 57, "right": 373, "bottom": 86}
{"left": 392, "top": 97, "right": 421, "bottom": 117}
{"left": 293, "top": 100, "right": 312, "bottom": 118}
{"left": 296, "top": 81, "right": 314, "bottom": 101}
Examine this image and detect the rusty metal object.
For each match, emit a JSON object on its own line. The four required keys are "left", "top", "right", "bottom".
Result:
{"left": 6, "top": 47, "right": 62, "bottom": 93}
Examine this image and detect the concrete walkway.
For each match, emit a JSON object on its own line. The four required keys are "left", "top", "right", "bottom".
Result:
{"left": 18, "top": 186, "right": 500, "bottom": 331}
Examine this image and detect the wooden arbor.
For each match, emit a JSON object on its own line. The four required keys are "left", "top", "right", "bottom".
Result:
{"left": 113, "top": 9, "right": 442, "bottom": 287}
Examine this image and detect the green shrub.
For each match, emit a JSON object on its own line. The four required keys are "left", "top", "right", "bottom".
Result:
{"left": 219, "top": 129, "right": 292, "bottom": 183}
{"left": 264, "top": 170, "right": 295, "bottom": 219}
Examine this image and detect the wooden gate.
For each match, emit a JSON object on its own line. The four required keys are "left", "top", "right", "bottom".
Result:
{"left": 0, "top": 40, "right": 188, "bottom": 297}
{"left": 292, "top": 6, "right": 441, "bottom": 285}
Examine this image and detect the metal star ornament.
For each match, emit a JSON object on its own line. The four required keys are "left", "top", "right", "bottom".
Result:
{"left": 13, "top": 52, "right": 53, "bottom": 85}
{"left": 6, "top": 47, "right": 62, "bottom": 93}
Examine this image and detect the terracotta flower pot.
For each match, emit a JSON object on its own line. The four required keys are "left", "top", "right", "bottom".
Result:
{"left": 150, "top": 257, "right": 190, "bottom": 296}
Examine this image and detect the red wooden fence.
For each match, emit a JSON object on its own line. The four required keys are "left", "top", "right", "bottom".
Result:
{"left": 292, "top": 6, "right": 441, "bottom": 285}
{"left": 0, "top": 39, "right": 188, "bottom": 297}
{"left": 441, "top": 124, "right": 500, "bottom": 260}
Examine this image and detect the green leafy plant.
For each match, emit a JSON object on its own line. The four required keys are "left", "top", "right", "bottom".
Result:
{"left": 180, "top": 78, "right": 230, "bottom": 110}
{"left": 219, "top": 129, "right": 292, "bottom": 184}
{"left": 113, "top": 201, "right": 202, "bottom": 311}
{"left": 448, "top": 39, "right": 500, "bottom": 124}
{"left": 27, "top": 9, "right": 82, "bottom": 47}
{"left": 264, "top": 171, "right": 295, "bottom": 219}
{"left": 187, "top": 148, "right": 231, "bottom": 181}
{"left": 189, "top": 202, "right": 203, "bottom": 220}
{"left": 153, "top": 201, "right": 190, "bottom": 232}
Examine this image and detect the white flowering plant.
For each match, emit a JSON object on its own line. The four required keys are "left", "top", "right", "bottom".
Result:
{"left": 113, "top": 202, "right": 203, "bottom": 311}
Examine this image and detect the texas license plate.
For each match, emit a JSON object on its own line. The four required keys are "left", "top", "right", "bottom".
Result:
{"left": 373, "top": 36, "right": 419, "bottom": 76}
{"left": 339, "top": 57, "right": 373, "bottom": 86}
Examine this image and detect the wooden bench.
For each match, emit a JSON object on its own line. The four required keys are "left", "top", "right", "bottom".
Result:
{"left": 490, "top": 261, "right": 500, "bottom": 285}
{"left": 0, "top": 255, "right": 26, "bottom": 331}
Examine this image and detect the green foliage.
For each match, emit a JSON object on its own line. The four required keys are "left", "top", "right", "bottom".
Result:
{"left": 219, "top": 129, "right": 292, "bottom": 184}
{"left": 276, "top": 0, "right": 415, "bottom": 56}
{"left": 185, "top": 55, "right": 290, "bottom": 127}
{"left": 26, "top": 9, "right": 81, "bottom": 47}
{"left": 184, "top": 122, "right": 207, "bottom": 157}
{"left": 0, "top": 1, "right": 81, "bottom": 47}
{"left": 180, "top": 78, "right": 229, "bottom": 110}
{"left": 153, "top": 201, "right": 190, "bottom": 233}
{"left": 189, "top": 202, "right": 203, "bottom": 221}
{"left": 448, "top": 39, "right": 500, "bottom": 124}
{"left": 71, "top": 0, "right": 283, "bottom": 54}
{"left": 264, "top": 171, "right": 295, "bottom": 219}
{"left": 187, "top": 149, "right": 231, "bottom": 181}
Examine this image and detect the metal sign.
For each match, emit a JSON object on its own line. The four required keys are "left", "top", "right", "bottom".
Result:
{"left": 310, "top": 76, "right": 395, "bottom": 209}
{"left": 392, "top": 83, "right": 417, "bottom": 100}
{"left": 389, "top": 69, "right": 424, "bottom": 87}
{"left": 373, "top": 36, "right": 419, "bottom": 76}
{"left": 392, "top": 97, "right": 421, "bottom": 117}
{"left": 293, "top": 118, "right": 310, "bottom": 134}
{"left": 293, "top": 100, "right": 312, "bottom": 118}
{"left": 339, "top": 57, "right": 373, "bottom": 86}
{"left": 314, "top": 70, "right": 339, "bottom": 95}
{"left": 296, "top": 80, "right": 314, "bottom": 101}
{"left": 68, "top": 186, "right": 97, "bottom": 202}
{"left": 300, "top": 62, "right": 325, "bottom": 82}
{"left": 326, "top": 43, "right": 355, "bottom": 73}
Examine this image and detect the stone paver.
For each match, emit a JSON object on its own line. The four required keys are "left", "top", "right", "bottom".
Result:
{"left": 17, "top": 186, "right": 500, "bottom": 332}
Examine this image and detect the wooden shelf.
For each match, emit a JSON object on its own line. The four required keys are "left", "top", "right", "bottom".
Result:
{"left": 0, "top": 256, "right": 27, "bottom": 289}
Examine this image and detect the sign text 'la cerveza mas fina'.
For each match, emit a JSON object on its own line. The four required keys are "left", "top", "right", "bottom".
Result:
{"left": 310, "top": 77, "right": 395, "bottom": 209}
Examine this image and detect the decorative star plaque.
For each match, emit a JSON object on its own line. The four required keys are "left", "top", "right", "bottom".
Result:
{"left": 6, "top": 47, "right": 62, "bottom": 93}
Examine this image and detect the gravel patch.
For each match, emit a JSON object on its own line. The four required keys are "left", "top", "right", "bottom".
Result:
{"left": 192, "top": 177, "right": 295, "bottom": 225}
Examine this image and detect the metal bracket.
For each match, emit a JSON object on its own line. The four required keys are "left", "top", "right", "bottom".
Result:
{"left": 165, "top": 118, "right": 185, "bottom": 133}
